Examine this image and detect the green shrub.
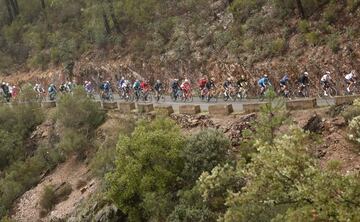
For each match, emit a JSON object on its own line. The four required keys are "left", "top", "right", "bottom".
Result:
{"left": 266, "top": 37, "right": 286, "bottom": 56}
{"left": 183, "top": 129, "right": 232, "bottom": 183}
{"left": 349, "top": 116, "right": 360, "bottom": 143}
{"left": 305, "top": 31, "right": 321, "bottom": 46}
{"left": 341, "top": 99, "right": 360, "bottom": 122}
{"left": 347, "top": 0, "right": 360, "bottom": 12}
{"left": 298, "top": 20, "right": 310, "bottom": 33}
{"left": 323, "top": 3, "right": 338, "bottom": 24}
{"left": 327, "top": 33, "right": 340, "bottom": 53}
{"left": 39, "top": 186, "right": 57, "bottom": 212}
{"left": 106, "top": 118, "right": 185, "bottom": 221}
{"left": 56, "top": 87, "right": 104, "bottom": 130}
{"left": 230, "top": 0, "right": 266, "bottom": 22}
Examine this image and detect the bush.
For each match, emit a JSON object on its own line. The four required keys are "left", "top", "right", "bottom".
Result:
{"left": 341, "top": 99, "right": 360, "bottom": 122}
{"left": 305, "top": 31, "right": 321, "bottom": 46}
{"left": 39, "top": 186, "right": 57, "bottom": 212}
{"left": 347, "top": 0, "right": 360, "bottom": 12}
{"left": 183, "top": 129, "right": 232, "bottom": 183}
{"left": 266, "top": 37, "right": 286, "bottom": 56}
{"left": 323, "top": 3, "right": 338, "bottom": 24}
{"left": 106, "top": 118, "right": 185, "bottom": 221}
{"left": 327, "top": 33, "right": 340, "bottom": 53}
{"left": 298, "top": 20, "right": 310, "bottom": 33}
{"left": 348, "top": 116, "right": 360, "bottom": 143}
{"left": 230, "top": 0, "right": 266, "bottom": 22}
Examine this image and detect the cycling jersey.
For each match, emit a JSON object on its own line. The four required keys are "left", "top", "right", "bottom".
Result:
{"left": 258, "top": 78, "right": 269, "bottom": 87}
{"left": 171, "top": 81, "right": 180, "bottom": 90}
{"left": 237, "top": 79, "right": 247, "bottom": 88}
{"left": 280, "top": 76, "right": 289, "bottom": 86}
{"left": 298, "top": 75, "right": 309, "bottom": 85}
{"left": 198, "top": 78, "right": 207, "bottom": 88}
{"left": 154, "top": 82, "right": 163, "bottom": 91}
{"left": 133, "top": 81, "right": 141, "bottom": 90}
{"left": 321, "top": 74, "right": 331, "bottom": 82}
{"left": 223, "top": 80, "right": 231, "bottom": 89}
{"left": 206, "top": 81, "right": 215, "bottom": 90}
{"left": 345, "top": 73, "right": 354, "bottom": 81}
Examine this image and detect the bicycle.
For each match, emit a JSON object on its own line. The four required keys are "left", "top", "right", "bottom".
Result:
{"left": 141, "top": 89, "right": 152, "bottom": 102}
{"left": 318, "top": 83, "right": 338, "bottom": 98}
{"left": 171, "top": 88, "right": 182, "bottom": 102}
{"left": 222, "top": 86, "right": 237, "bottom": 102}
{"left": 181, "top": 89, "right": 193, "bottom": 103}
{"left": 206, "top": 88, "right": 219, "bottom": 103}
{"left": 101, "top": 90, "right": 114, "bottom": 101}
{"left": 296, "top": 84, "right": 310, "bottom": 98}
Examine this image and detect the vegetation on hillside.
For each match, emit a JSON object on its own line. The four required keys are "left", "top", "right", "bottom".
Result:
{"left": 0, "top": 87, "right": 104, "bottom": 219}
{"left": 1, "top": 0, "right": 359, "bottom": 73}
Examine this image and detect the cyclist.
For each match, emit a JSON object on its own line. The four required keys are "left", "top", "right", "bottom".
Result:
{"left": 48, "top": 84, "right": 57, "bottom": 101}
{"left": 198, "top": 76, "right": 208, "bottom": 100}
{"left": 181, "top": 79, "right": 192, "bottom": 99}
{"left": 1, "top": 82, "right": 11, "bottom": 102}
{"left": 279, "top": 74, "right": 290, "bottom": 97}
{"left": 237, "top": 75, "right": 248, "bottom": 99}
{"left": 84, "top": 81, "right": 94, "bottom": 96}
{"left": 205, "top": 77, "right": 216, "bottom": 99}
{"left": 298, "top": 72, "right": 310, "bottom": 96}
{"left": 154, "top": 80, "right": 163, "bottom": 98}
{"left": 345, "top": 70, "right": 357, "bottom": 94}
{"left": 320, "top": 71, "right": 333, "bottom": 96}
{"left": 117, "top": 77, "right": 126, "bottom": 96}
{"left": 171, "top": 79, "right": 181, "bottom": 100}
{"left": 141, "top": 80, "right": 151, "bottom": 101}
{"left": 100, "top": 80, "right": 112, "bottom": 100}
{"left": 133, "top": 79, "right": 141, "bottom": 100}
{"left": 223, "top": 77, "right": 233, "bottom": 99}
{"left": 258, "top": 74, "right": 271, "bottom": 96}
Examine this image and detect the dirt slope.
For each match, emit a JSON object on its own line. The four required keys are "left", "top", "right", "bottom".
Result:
{"left": 11, "top": 157, "right": 98, "bottom": 222}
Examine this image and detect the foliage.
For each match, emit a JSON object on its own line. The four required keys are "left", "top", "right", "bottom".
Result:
{"left": 230, "top": 0, "right": 266, "bottom": 22}
{"left": 106, "top": 118, "right": 185, "bottom": 221}
{"left": 327, "top": 33, "right": 340, "bottom": 53}
{"left": 56, "top": 87, "right": 105, "bottom": 156}
{"left": 39, "top": 185, "right": 57, "bottom": 212}
{"left": 182, "top": 129, "right": 232, "bottom": 184}
{"left": 341, "top": 99, "right": 360, "bottom": 122}
{"left": 348, "top": 116, "right": 360, "bottom": 144}
{"left": 305, "top": 31, "right": 321, "bottom": 46}
{"left": 298, "top": 20, "right": 310, "bottom": 33}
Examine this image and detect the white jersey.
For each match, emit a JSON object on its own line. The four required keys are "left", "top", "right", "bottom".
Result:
{"left": 321, "top": 74, "right": 331, "bottom": 82}
{"left": 345, "top": 73, "right": 354, "bottom": 80}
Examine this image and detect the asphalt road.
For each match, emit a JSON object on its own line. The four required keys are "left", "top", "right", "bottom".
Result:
{"left": 95, "top": 94, "right": 336, "bottom": 113}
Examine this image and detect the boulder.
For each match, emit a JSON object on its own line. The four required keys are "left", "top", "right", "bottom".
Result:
{"left": 179, "top": 105, "right": 201, "bottom": 115}
{"left": 208, "top": 104, "right": 233, "bottom": 116}
{"left": 137, "top": 103, "right": 154, "bottom": 113}
{"left": 286, "top": 98, "right": 316, "bottom": 110}
{"left": 117, "top": 102, "right": 136, "bottom": 114}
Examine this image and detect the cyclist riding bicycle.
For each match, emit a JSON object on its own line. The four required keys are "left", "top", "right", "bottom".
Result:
{"left": 100, "top": 80, "right": 112, "bottom": 100}
{"left": 48, "top": 84, "right": 57, "bottom": 101}
{"left": 320, "top": 71, "right": 333, "bottom": 96}
{"left": 84, "top": 81, "right": 94, "bottom": 95}
{"left": 279, "top": 74, "right": 290, "bottom": 97}
{"left": 258, "top": 74, "right": 271, "bottom": 95}
{"left": 1, "top": 82, "right": 11, "bottom": 102}
{"left": 198, "top": 76, "right": 208, "bottom": 99}
{"left": 133, "top": 79, "right": 141, "bottom": 99}
{"left": 298, "top": 72, "right": 310, "bottom": 96}
{"left": 154, "top": 80, "right": 163, "bottom": 93}
{"left": 171, "top": 79, "right": 181, "bottom": 99}
{"left": 181, "top": 79, "right": 191, "bottom": 98}
{"left": 345, "top": 70, "right": 357, "bottom": 93}
{"left": 223, "top": 77, "right": 233, "bottom": 98}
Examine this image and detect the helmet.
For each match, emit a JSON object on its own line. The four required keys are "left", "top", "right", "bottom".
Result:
{"left": 156, "top": 80, "right": 160, "bottom": 83}
{"left": 326, "top": 71, "right": 331, "bottom": 75}
{"left": 227, "top": 77, "right": 231, "bottom": 81}
{"left": 121, "top": 77, "right": 125, "bottom": 80}
{"left": 175, "top": 79, "right": 179, "bottom": 82}
{"left": 264, "top": 74, "right": 268, "bottom": 78}
{"left": 241, "top": 75, "right": 245, "bottom": 79}
{"left": 106, "top": 80, "right": 110, "bottom": 83}
{"left": 84, "top": 81, "right": 88, "bottom": 84}
{"left": 185, "top": 79, "right": 189, "bottom": 83}
{"left": 211, "top": 77, "right": 215, "bottom": 81}
{"left": 304, "top": 72, "right": 309, "bottom": 76}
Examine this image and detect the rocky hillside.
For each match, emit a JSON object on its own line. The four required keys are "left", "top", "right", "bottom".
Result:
{"left": 1, "top": 0, "right": 360, "bottom": 89}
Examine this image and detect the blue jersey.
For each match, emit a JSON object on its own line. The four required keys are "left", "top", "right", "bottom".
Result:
{"left": 258, "top": 78, "right": 269, "bottom": 87}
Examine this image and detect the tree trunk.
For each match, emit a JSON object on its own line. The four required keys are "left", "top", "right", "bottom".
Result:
{"left": 296, "top": 0, "right": 305, "bottom": 19}
{"left": 40, "top": 0, "right": 45, "bottom": 9}
{"left": 9, "top": 0, "right": 19, "bottom": 16}
{"left": 4, "top": 0, "right": 14, "bottom": 23}
{"left": 106, "top": 0, "right": 124, "bottom": 35}
{"left": 102, "top": 11, "right": 111, "bottom": 34}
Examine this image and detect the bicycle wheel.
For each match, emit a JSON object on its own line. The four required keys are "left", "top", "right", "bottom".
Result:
{"left": 328, "top": 87, "right": 338, "bottom": 97}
